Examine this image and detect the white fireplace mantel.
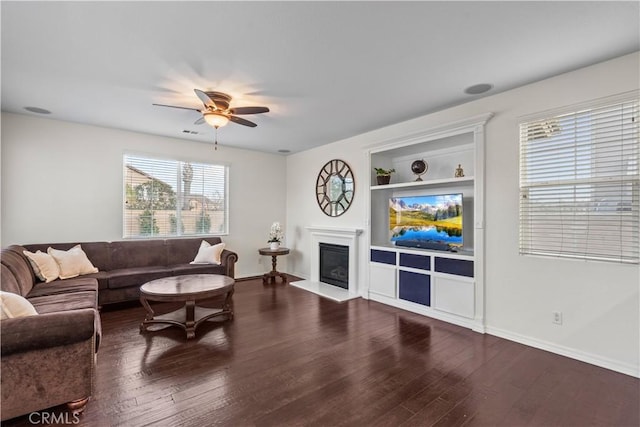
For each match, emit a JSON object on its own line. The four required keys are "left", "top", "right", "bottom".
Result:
{"left": 290, "top": 226, "right": 363, "bottom": 302}
{"left": 304, "top": 226, "right": 364, "bottom": 236}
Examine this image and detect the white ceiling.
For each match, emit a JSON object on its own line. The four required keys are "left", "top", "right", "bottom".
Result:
{"left": 2, "top": 1, "right": 638, "bottom": 155}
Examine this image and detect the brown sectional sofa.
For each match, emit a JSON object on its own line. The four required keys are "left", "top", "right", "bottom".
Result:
{"left": 0, "top": 237, "right": 237, "bottom": 421}
{"left": 20, "top": 237, "right": 238, "bottom": 305}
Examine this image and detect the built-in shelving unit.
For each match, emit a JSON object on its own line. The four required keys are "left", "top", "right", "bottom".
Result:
{"left": 365, "top": 113, "right": 492, "bottom": 332}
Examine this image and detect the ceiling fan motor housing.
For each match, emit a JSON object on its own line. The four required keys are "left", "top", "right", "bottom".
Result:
{"left": 206, "top": 91, "right": 232, "bottom": 111}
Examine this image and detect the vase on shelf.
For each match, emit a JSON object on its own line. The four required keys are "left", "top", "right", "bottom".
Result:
{"left": 269, "top": 242, "right": 280, "bottom": 250}
{"left": 376, "top": 175, "right": 391, "bottom": 185}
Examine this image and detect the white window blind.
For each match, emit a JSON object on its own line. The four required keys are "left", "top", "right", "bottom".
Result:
{"left": 519, "top": 95, "right": 639, "bottom": 264}
{"left": 123, "top": 154, "right": 228, "bottom": 238}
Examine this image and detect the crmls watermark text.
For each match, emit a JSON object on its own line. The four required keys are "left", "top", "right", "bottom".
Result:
{"left": 28, "top": 411, "right": 80, "bottom": 425}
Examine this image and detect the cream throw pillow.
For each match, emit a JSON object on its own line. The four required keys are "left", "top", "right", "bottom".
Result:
{"left": 47, "top": 245, "right": 99, "bottom": 279}
{"left": 190, "top": 241, "right": 225, "bottom": 265}
{"left": 0, "top": 291, "right": 38, "bottom": 319}
{"left": 23, "top": 250, "right": 60, "bottom": 283}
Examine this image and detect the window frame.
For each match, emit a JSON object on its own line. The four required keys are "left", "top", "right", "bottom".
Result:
{"left": 122, "top": 152, "right": 229, "bottom": 239}
{"left": 518, "top": 91, "right": 639, "bottom": 264}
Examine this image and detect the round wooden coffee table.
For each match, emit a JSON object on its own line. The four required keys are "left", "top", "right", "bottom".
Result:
{"left": 139, "top": 274, "right": 234, "bottom": 339}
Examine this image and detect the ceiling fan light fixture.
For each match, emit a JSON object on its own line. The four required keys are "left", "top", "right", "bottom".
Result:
{"left": 203, "top": 112, "right": 229, "bottom": 128}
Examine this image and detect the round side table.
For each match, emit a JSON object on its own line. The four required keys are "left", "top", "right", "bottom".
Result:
{"left": 258, "top": 247, "right": 290, "bottom": 284}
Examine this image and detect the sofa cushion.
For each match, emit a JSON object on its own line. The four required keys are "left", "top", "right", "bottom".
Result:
{"left": 191, "top": 241, "right": 225, "bottom": 264}
{"left": 169, "top": 263, "right": 226, "bottom": 276}
{"left": 1, "top": 247, "right": 35, "bottom": 296}
{"left": 24, "top": 241, "right": 111, "bottom": 272}
{"left": 48, "top": 245, "right": 99, "bottom": 279}
{"left": 0, "top": 291, "right": 38, "bottom": 319}
{"left": 106, "top": 266, "right": 173, "bottom": 289}
{"left": 166, "top": 237, "right": 223, "bottom": 264}
{"left": 27, "top": 277, "right": 99, "bottom": 299}
{"left": 79, "top": 271, "right": 110, "bottom": 290}
{"left": 28, "top": 291, "right": 98, "bottom": 314}
{"left": 23, "top": 250, "right": 60, "bottom": 283}
{"left": 110, "top": 240, "right": 167, "bottom": 269}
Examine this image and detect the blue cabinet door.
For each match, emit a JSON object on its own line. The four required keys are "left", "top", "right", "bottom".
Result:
{"left": 434, "top": 257, "right": 474, "bottom": 277}
{"left": 399, "top": 270, "right": 430, "bottom": 306}
{"left": 399, "top": 253, "right": 431, "bottom": 270}
{"left": 371, "top": 249, "right": 396, "bottom": 265}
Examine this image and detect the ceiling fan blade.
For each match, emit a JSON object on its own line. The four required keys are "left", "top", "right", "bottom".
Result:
{"left": 153, "top": 103, "right": 201, "bottom": 112}
{"left": 194, "top": 117, "right": 205, "bottom": 125}
{"left": 194, "top": 89, "right": 217, "bottom": 110}
{"left": 229, "top": 106, "right": 270, "bottom": 115}
{"left": 229, "top": 115, "right": 257, "bottom": 127}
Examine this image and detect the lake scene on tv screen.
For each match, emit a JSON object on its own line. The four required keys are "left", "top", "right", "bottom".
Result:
{"left": 389, "top": 194, "right": 463, "bottom": 247}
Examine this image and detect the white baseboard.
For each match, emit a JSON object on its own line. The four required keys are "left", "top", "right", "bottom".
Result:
{"left": 486, "top": 326, "right": 640, "bottom": 378}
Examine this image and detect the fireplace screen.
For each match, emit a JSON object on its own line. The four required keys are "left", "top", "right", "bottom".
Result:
{"left": 319, "top": 243, "right": 349, "bottom": 289}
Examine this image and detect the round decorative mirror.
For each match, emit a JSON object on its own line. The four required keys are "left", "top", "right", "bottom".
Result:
{"left": 316, "top": 159, "right": 355, "bottom": 217}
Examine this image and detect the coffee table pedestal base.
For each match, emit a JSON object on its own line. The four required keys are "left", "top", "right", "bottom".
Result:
{"left": 140, "top": 297, "right": 233, "bottom": 339}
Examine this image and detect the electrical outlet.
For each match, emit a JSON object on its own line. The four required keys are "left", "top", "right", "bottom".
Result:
{"left": 552, "top": 311, "right": 563, "bottom": 325}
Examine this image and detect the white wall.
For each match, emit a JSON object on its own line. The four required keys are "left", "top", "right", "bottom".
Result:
{"left": 286, "top": 52, "right": 640, "bottom": 376}
{"left": 1, "top": 113, "right": 287, "bottom": 278}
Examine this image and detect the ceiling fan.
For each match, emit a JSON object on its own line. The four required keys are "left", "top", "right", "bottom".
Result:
{"left": 153, "top": 89, "right": 269, "bottom": 128}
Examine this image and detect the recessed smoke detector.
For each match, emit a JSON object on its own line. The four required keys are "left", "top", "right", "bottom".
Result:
{"left": 464, "top": 83, "right": 493, "bottom": 95}
{"left": 24, "top": 106, "right": 51, "bottom": 114}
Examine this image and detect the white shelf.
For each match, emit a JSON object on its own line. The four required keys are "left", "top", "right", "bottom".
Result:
{"left": 370, "top": 176, "right": 474, "bottom": 191}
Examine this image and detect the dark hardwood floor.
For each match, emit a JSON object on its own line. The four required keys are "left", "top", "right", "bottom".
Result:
{"left": 5, "top": 277, "right": 639, "bottom": 426}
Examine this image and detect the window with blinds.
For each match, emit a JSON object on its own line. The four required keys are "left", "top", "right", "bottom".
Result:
{"left": 123, "top": 154, "right": 228, "bottom": 238}
{"left": 519, "top": 94, "right": 639, "bottom": 264}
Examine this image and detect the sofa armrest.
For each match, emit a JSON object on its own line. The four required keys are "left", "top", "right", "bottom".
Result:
{"left": 220, "top": 249, "right": 238, "bottom": 278}
{"left": 1, "top": 309, "right": 96, "bottom": 356}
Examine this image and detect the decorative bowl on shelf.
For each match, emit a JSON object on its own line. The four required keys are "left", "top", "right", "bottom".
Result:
{"left": 411, "top": 159, "right": 428, "bottom": 181}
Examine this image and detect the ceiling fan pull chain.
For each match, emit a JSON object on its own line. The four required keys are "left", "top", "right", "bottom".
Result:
{"left": 214, "top": 126, "right": 218, "bottom": 150}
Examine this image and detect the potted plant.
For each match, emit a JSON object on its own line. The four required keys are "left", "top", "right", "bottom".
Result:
{"left": 374, "top": 167, "right": 395, "bottom": 185}
{"left": 268, "top": 221, "right": 284, "bottom": 250}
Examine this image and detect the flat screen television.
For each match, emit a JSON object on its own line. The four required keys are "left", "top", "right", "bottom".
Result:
{"left": 389, "top": 194, "right": 463, "bottom": 250}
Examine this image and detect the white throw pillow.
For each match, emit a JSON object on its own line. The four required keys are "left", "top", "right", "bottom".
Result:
{"left": 23, "top": 250, "right": 60, "bottom": 283}
{"left": 190, "top": 241, "right": 225, "bottom": 265}
{"left": 47, "top": 244, "right": 99, "bottom": 280}
{"left": 0, "top": 291, "right": 38, "bottom": 320}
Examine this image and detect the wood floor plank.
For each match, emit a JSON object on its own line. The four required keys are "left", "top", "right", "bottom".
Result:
{"left": 3, "top": 278, "right": 638, "bottom": 427}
